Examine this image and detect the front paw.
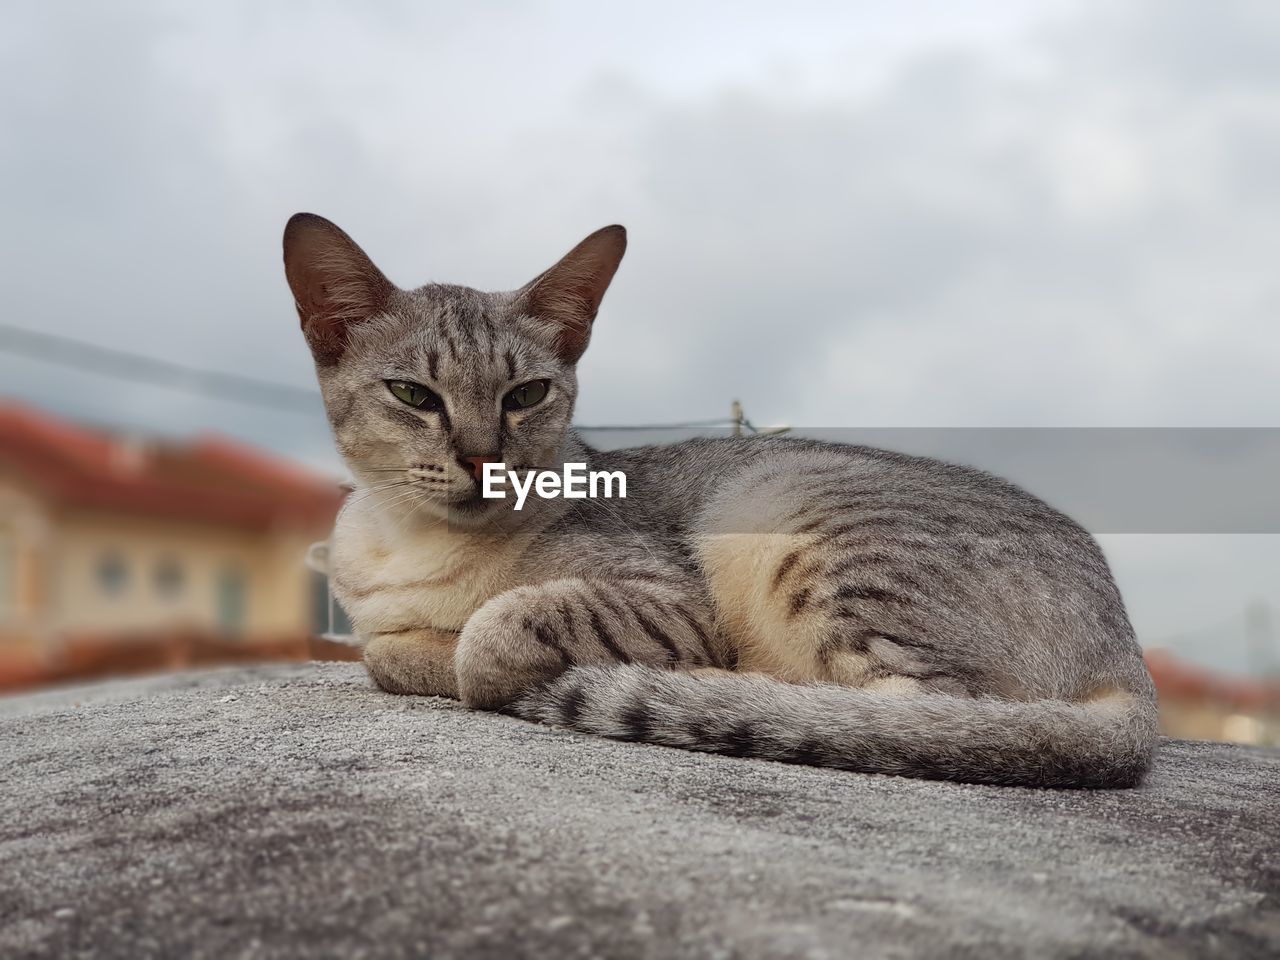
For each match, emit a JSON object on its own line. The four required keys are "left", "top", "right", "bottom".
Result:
{"left": 363, "top": 629, "right": 459, "bottom": 698}
{"left": 455, "top": 587, "right": 573, "bottom": 711}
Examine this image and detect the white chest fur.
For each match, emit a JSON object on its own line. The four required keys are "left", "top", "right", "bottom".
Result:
{"left": 329, "top": 497, "right": 529, "bottom": 635}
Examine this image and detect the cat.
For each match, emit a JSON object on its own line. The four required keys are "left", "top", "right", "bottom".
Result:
{"left": 283, "top": 213, "right": 1158, "bottom": 788}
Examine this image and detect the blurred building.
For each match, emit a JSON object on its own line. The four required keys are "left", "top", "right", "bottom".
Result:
{"left": 1145, "top": 649, "right": 1280, "bottom": 747}
{"left": 0, "top": 402, "right": 352, "bottom": 691}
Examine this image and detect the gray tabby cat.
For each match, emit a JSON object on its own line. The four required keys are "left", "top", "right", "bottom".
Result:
{"left": 283, "top": 213, "right": 1158, "bottom": 788}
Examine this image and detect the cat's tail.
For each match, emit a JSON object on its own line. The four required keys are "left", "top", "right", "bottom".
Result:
{"left": 511, "top": 665, "right": 1159, "bottom": 788}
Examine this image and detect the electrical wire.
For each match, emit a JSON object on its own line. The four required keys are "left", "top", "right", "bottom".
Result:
{"left": 0, "top": 321, "right": 757, "bottom": 432}
{"left": 573, "top": 420, "right": 734, "bottom": 431}
{"left": 0, "top": 322, "right": 322, "bottom": 412}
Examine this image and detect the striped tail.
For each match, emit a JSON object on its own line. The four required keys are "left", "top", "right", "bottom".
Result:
{"left": 512, "top": 665, "right": 1159, "bottom": 788}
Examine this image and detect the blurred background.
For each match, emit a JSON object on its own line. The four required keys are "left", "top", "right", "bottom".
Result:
{"left": 1, "top": 0, "right": 1277, "bottom": 743}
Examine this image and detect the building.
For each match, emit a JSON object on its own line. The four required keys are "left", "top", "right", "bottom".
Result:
{"left": 1145, "top": 648, "right": 1280, "bottom": 746}
{"left": 0, "top": 401, "right": 352, "bottom": 690}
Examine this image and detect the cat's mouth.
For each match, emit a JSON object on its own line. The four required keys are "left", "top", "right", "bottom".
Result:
{"left": 447, "top": 489, "right": 499, "bottom": 514}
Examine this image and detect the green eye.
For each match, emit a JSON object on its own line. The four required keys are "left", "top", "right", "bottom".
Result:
{"left": 503, "top": 379, "right": 549, "bottom": 411}
{"left": 386, "top": 380, "right": 442, "bottom": 410}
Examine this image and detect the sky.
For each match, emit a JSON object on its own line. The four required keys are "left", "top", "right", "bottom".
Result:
{"left": 2, "top": 0, "right": 1279, "bottom": 673}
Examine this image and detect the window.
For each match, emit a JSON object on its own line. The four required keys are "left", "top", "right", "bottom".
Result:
{"left": 310, "top": 571, "right": 353, "bottom": 638}
{"left": 96, "top": 551, "right": 129, "bottom": 597}
{"left": 0, "top": 525, "right": 14, "bottom": 621}
{"left": 216, "top": 566, "right": 247, "bottom": 636}
{"left": 154, "top": 556, "right": 185, "bottom": 599}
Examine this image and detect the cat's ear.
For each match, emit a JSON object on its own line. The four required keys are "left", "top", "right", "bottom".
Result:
{"left": 519, "top": 225, "right": 627, "bottom": 363}
{"left": 283, "top": 213, "right": 396, "bottom": 366}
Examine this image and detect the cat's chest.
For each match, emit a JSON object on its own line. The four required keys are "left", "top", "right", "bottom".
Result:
{"left": 329, "top": 506, "right": 527, "bottom": 634}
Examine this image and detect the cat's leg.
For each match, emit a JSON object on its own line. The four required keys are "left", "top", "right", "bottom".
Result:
{"left": 455, "top": 577, "right": 718, "bottom": 710}
{"left": 363, "top": 627, "right": 460, "bottom": 698}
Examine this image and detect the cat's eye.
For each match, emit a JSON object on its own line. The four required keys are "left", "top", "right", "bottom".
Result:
{"left": 502, "top": 379, "right": 550, "bottom": 411}
{"left": 386, "top": 380, "right": 443, "bottom": 410}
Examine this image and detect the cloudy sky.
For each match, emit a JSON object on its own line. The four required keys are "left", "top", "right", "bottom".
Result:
{"left": 3, "top": 0, "right": 1279, "bottom": 672}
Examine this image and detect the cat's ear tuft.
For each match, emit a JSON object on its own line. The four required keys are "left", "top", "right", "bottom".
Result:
{"left": 283, "top": 213, "right": 396, "bottom": 366}
{"left": 520, "top": 225, "right": 627, "bottom": 363}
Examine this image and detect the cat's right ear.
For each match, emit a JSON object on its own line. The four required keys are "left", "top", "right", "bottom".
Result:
{"left": 283, "top": 213, "right": 396, "bottom": 366}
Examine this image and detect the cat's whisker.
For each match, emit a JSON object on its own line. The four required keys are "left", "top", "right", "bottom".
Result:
{"left": 344, "top": 479, "right": 420, "bottom": 508}
{"left": 354, "top": 479, "right": 415, "bottom": 495}
{"left": 371, "top": 487, "right": 429, "bottom": 518}
{"left": 388, "top": 494, "right": 439, "bottom": 534}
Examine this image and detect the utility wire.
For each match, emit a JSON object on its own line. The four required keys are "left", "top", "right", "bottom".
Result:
{"left": 573, "top": 419, "right": 735, "bottom": 431}
{"left": 0, "top": 322, "right": 322, "bottom": 412}
{"left": 0, "top": 321, "right": 753, "bottom": 432}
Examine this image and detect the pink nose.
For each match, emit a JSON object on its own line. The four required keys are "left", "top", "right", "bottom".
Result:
{"left": 459, "top": 455, "right": 501, "bottom": 481}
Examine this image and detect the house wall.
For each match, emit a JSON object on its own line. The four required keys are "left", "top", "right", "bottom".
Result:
{"left": 1158, "top": 696, "right": 1280, "bottom": 746}
{"left": 0, "top": 466, "right": 326, "bottom": 655}
{"left": 49, "top": 509, "right": 318, "bottom": 638}
{"left": 0, "top": 477, "right": 53, "bottom": 655}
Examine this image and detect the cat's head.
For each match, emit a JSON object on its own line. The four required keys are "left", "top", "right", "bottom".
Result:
{"left": 283, "top": 214, "right": 625, "bottom": 526}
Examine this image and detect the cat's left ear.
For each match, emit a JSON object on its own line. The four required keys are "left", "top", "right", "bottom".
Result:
{"left": 519, "top": 225, "right": 627, "bottom": 363}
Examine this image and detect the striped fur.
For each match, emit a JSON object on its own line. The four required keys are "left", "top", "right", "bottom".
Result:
{"left": 515, "top": 666, "right": 1155, "bottom": 788}
{"left": 284, "top": 215, "right": 1159, "bottom": 788}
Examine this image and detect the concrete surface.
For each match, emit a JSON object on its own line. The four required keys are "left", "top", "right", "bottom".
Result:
{"left": 1, "top": 662, "right": 1277, "bottom": 959}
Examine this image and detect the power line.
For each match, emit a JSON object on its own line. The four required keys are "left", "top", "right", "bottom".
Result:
{"left": 0, "top": 322, "right": 323, "bottom": 413}
{"left": 1, "top": 322, "right": 778, "bottom": 434}
{"left": 574, "top": 419, "right": 734, "bottom": 431}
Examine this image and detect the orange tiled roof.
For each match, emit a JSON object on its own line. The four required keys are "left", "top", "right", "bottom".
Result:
{"left": 1145, "top": 648, "right": 1278, "bottom": 712}
{"left": 0, "top": 401, "right": 343, "bottom": 531}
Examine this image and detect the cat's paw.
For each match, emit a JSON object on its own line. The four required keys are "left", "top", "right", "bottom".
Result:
{"left": 455, "top": 586, "right": 573, "bottom": 710}
{"left": 362, "top": 628, "right": 460, "bottom": 698}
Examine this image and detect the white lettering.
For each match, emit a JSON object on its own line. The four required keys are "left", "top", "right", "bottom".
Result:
{"left": 509, "top": 469, "right": 537, "bottom": 511}
{"left": 481, "top": 461, "right": 507, "bottom": 499}
{"left": 482, "top": 463, "right": 628, "bottom": 510}
{"left": 562, "top": 462, "right": 588, "bottom": 498}
{"left": 590, "top": 470, "right": 627, "bottom": 499}
{"left": 535, "top": 470, "right": 561, "bottom": 499}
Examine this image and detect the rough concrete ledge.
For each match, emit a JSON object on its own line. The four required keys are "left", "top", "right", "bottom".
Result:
{"left": 1, "top": 662, "right": 1277, "bottom": 959}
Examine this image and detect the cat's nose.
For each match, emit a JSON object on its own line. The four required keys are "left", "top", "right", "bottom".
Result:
{"left": 458, "top": 453, "right": 502, "bottom": 482}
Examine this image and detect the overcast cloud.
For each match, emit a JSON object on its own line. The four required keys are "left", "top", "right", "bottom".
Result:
{"left": 2, "top": 0, "right": 1278, "bottom": 672}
